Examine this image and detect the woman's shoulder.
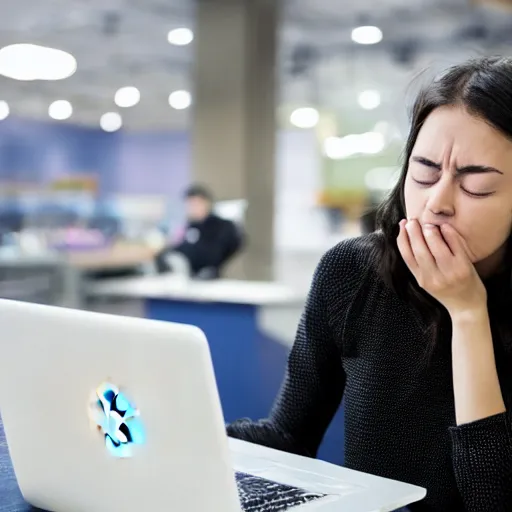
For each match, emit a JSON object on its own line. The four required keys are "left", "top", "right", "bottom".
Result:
{"left": 317, "top": 232, "right": 382, "bottom": 282}
{"left": 307, "top": 232, "right": 384, "bottom": 312}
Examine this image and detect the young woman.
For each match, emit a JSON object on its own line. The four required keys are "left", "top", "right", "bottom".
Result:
{"left": 227, "top": 56, "right": 512, "bottom": 511}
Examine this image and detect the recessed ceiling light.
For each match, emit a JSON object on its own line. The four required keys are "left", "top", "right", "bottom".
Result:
{"left": 290, "top": 107, "right": 319, "bottom": 129}
{"left": 0, "top": 100, "right": 9, "bottom": 120}
{"left": 100, "top": 112, "right": 122, "bottom": 132}
{"left": 361, "top": 132, "right": 386, "bottom": 154}
{"left": 324, "top": 137, "right": 352, "bottom": 159}
{"left": 169, "top": 90, "right": 192, "bottom": 110}
{"left": 323, "top": 132, "right": 385, "bottom": 159}
{"left": 167, "top": 28, "right": 194, "bottom": 46}
{"left": 358, "top": 90, "right": 381, "bottom": 110}
{"left": 351, "top": 26, "right": 383, "bottom": 45}
{"left": 115, "top": 86, "right": 140, "bottom": 108}
{"left": 0, "top": 44, "right": 77, "bottom": 81}
{"left": 49, "top": 100, "right": 72, "bottom": 120}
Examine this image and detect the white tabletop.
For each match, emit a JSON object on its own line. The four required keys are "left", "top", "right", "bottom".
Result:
{"left": 88, "top": 275, "right": 306, "bottom": 306}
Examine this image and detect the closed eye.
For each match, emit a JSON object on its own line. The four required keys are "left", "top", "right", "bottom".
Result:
{"left": 460, "top": 187, "right": 495, "bottom": 198}
{"left": 411, "top": 156, "right": 497, "bottom": 198}
{"left": 412, "top": 178, "right": 495, "bottom": 198}
{"left": 410, "top": 157, "right": 440, "bottom": 186}
{"left": 412, "top": 178, "right": 436, "bottom": 186}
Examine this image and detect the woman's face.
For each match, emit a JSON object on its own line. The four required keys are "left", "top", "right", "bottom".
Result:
{"left": 404, "top": 106, "right": 512, "bottom": 273}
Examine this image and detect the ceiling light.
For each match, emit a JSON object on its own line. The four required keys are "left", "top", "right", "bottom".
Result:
{"left": 0, "top": 44, "right": 77, "bottom": 81}
{"left": 351, "top": 26, "right": 383, "bottom": 45}
{"left": 324, "top": 132, "right": 385, "bottom": 159}
{"left": 358, "top": 90, "right": 381, "bottom": 110}
{"left": 167, "top": 28, "right": 194, "bottom": 46}
{"left": 290, "top": 107, "right": 319, "bottom": 129}
{"left": 115, "top": 86, "right": 140, "bottom": 108}
{"left": 49, "top": 100, "right": 72, "bottom": 120}
{"left": 360, "top": 132, "right": 386, "bottom": 154}
{"left": 169, "top": 90, "right": 192, "bottom": 110}
{"left": 0, "top": 101, "right": 9, "bottom": 120}
{"left": 100, "top": 112, "right": 122, "bottom": 132}
{"left": 324, "top": 136, "right": 354, "bottom": 159}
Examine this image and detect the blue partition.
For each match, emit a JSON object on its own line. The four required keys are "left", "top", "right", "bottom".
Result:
{"left": 145, "top": 298, "right": 345, "bottom": 466}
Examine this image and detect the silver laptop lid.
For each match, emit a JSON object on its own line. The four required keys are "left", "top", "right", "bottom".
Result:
{"left": 0, "top": 300, "right": 241, "bottom": 512}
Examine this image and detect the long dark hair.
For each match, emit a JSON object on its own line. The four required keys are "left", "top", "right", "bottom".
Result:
{"left": 377, "top": 56, "right": 512, "bottom": 355}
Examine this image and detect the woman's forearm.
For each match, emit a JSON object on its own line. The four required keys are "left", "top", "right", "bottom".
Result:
{"left": 451, "top": 306, "right": 506, "bottom": 426}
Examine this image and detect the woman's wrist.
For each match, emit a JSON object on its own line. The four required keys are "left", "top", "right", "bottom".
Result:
{"left": 448, "top": 302, "right": 489, "bottom": 326}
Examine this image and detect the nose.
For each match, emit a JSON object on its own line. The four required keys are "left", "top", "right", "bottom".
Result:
{"left": 425, "top": 177, "right": 455, "bottom": 218}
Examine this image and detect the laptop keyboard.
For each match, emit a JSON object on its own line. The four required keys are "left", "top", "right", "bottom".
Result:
{"left": 235, "top": 471, "right": 327, "bottom": 512}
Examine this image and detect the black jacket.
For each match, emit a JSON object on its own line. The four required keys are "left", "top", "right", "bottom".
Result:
{"left": 157, "top": 214, "right": 243, "bottom": 277}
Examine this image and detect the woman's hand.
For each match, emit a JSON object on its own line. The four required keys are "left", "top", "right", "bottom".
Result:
{"left": 399, "top": 220, "right": 506, "bottom": 428}
{"left": 397, "top": 219, "right": 487, "bottom": 317}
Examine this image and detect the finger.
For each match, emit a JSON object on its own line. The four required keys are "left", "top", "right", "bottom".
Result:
{"left": 440, "top": 224, "right": 473, "bottom": 261}
{"left": 405, "top": 219, "right": 437, "bottom": 271}
{"left": 397, "top": 219, "right": 418, "bottom": 273}
{"left": 422, "top": 224, "right": 454, "bottom": 267}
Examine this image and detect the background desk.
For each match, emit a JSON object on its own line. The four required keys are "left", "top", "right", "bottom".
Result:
{"left": 89, "top": 276, "right": 346, "bottom": 466}
{"left": 66, "top": 243, "right": 155, "bottom": 272}
{"left": 0, "top": 255, "right": 66, "bottom": 307}
{"left": 0, "top": 244, "right": 157, "bottom": 309}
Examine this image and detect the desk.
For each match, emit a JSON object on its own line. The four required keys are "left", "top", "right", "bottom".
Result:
{"left": 88, "top": 276, "right": 346, "bottom": 466}
{"left": 62, "top": 244, "right": 157, "bottom": 308}
{"left": 0, "top": 244, "right": 157, "bottom": 309}
{"left": 0, "top": 418, "right": 39, "bottom": 511}
{"left": 0, "top": 255, "right": 69, "bottom": 307}
{"left": 66, "top": 244, "right": 156, "bottom": 271}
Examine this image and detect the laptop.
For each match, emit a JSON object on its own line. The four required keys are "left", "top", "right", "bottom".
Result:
{"left": 0, "top": 300, "right": 426, "bottom": 512}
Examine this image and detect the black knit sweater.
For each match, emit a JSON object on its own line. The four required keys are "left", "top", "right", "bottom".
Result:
{"left": 227, "top": 234, "right": 512, "bottom": 511}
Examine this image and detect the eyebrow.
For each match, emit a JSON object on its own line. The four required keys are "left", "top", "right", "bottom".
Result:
{"left": 411, "top": 156, "right": 504, "bottom": 175}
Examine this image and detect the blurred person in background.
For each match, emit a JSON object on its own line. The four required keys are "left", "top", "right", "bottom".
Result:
{"left": 155, "top": 184, "right": 243, "bottom": 279}
{"left": 227, "top": 56, "right": 512, "bottom": 511}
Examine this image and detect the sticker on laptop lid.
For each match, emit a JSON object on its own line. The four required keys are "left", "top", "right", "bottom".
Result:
{"left": 88, "top": 382, "right": 145, "bottom": 458}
